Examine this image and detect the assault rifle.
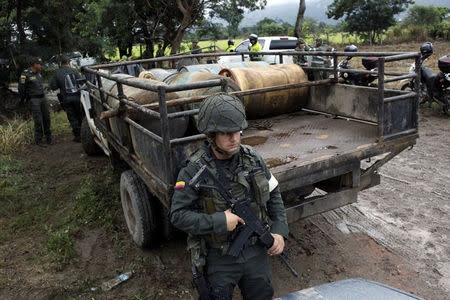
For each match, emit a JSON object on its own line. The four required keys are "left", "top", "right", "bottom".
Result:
{"left": 189, "top": 165, "right": 298, "bottom": 277}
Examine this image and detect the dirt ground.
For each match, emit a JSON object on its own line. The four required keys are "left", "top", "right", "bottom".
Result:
{"left": 1, "top": 43, "right": 449, "bottom": 300}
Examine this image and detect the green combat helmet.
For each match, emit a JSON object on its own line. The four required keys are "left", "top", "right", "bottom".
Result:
{"left": 197, "top": 93, "right": 247, "bottom": 134}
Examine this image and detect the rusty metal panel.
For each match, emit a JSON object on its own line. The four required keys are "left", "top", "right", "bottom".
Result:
{"left": 307, "top": 84, "right": 379, "bottom": 122}
{"left": 383, "top": 97, "right": 415, "bottom": 136}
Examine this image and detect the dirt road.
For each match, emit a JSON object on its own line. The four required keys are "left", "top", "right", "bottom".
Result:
{"left": 1, "top": 107, "right": 448, "bottom": 300}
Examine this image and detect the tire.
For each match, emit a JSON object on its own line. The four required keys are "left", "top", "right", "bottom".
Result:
{"left": 80, "top": 117, "right": 102, "bottom": 155}
{"left": 443, "top": 92, "right": 450, "bottom": 116}
{"left": 120, "top": 170, "right": 158, "bottom": 248}
{"left": 401, "top": 82, "right": 428, "bottom": 105}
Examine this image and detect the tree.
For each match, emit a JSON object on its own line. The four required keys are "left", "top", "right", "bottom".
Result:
{"left": 170, "top": 0, "right": 266, "bottom": 55}
{"left": 327, "top": 0, "right": 413, "bottom": 43}
{"left": 404, "top": 5, "right": 449, "bottom": 27}
{"left": 294, "top": 0, "right": 306, "bottom": 38}
{"left": 215, "top": 0, "right": 266, "bottom": 38}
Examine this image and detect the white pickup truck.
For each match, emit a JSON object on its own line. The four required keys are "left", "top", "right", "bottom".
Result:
{"left": 218, "top": 36, "right": 297, "bottom": 64}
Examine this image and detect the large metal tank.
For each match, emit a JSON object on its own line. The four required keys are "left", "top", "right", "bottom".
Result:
{"left": 219, "top": 63, "right": 309, "bottom": 118}
{"left": 178, "top": 61, "right": 269, "bottom": 74}
{"left": 163, "top": 71, "right": 242, "bottom": 128}
{"left": 163, "top": 71, "right": 241, "bottom": 99}
{"left": 107, "top": 76, "right": 188, "bottom": 139}
{"left": 141, "top": 68, "right": 177, "bottom": 82}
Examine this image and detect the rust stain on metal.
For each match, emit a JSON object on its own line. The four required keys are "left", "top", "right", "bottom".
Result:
{"left": 265, "top": 158, "right": 287, "bottom": 168}
{"left": 241, "top": 136, "right": 268, "bottom": 146}
{"left": 265, "top": 156, "right": 296, "bottom": 168}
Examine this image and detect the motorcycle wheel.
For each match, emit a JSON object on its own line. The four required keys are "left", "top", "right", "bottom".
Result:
{"left": 401, "top": 82, "right": 428, "bottom": 105}
{"left": 443, "top": 92, "right": 449, "bottom": 116}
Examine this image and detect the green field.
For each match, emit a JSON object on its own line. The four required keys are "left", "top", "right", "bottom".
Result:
{"left": 107, "top": 33, "right": 369, "bottom": 61}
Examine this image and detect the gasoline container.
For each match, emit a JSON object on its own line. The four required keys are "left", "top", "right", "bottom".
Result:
{"left": 142, "top": 68, "right": 177, "bottom": 82}
{"left": 178, "top": 61, "right": 269, "bottom": 74}
{"left": 107, "top": 76, "right": 188, "bottom": 139}
{"left": 163, "top": 71, "right": 242, "bottom": 127}
{"left": 219, "top": 63, "right": 309, "bottom": 118}
{"left": 138, "top": 70, "right": 156, "bottom": 80}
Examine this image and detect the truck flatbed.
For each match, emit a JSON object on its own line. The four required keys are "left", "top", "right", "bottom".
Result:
{"left": 243, "top": 111, "right": 377, "bottom": 171}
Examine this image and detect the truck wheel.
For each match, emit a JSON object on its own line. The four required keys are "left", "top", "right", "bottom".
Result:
{"left": 81, "top": 117, "right": 101, "bottom": 155}
{"left": 120, "top": 170, "right": 157, "bottom": 248}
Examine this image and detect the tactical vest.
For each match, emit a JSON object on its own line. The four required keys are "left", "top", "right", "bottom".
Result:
{"left": 189, "top": 144, "right": 270, "bottom": 255}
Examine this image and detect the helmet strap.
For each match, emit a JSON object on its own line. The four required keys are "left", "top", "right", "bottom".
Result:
{"left": 207, "top": 134, "right": 240, "bottom": 157}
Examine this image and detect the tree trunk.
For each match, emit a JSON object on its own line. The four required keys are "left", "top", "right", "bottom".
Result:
{"left": 170, "top": 0, "right": 195, "bottom": 56}
{"left": 16, "top": 0, "right": 26, "bottom": 46}
{"left": 294, "top": 0, "right": 306, "bottom": 38}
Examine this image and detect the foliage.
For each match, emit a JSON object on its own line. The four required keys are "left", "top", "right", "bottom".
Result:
{"left": 327, "top": 0, "right": 413, "bottom": 43}
{"left": 46, "top": 225, "right": 76, "bottom": 270}
{"left": 403, "top": 5, "right": 448, "bottom": 28}
{"left": 74, "top": 170, "right": 120, "bottom": 230}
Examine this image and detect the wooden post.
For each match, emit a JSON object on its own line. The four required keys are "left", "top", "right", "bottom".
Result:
{"left": 341, "top": 33, "right": 344, "bottom": 45}
{"left": 354, "top": 32, "right": 358, "bottom": 45}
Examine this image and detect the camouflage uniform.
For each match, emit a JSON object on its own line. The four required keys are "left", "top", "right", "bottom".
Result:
{"left": 171, "top": 94, "right": 288, "bottom": 300}
{"left": 311, "top": 38, "right": 334, "bottom": 80}
{"left": 18, "top": 58, "right": 52, "bottom": 145}
{"left": 50, "top": 64, "right": 83, "bottom": 141}
{"left": 293, "top": 41, "right": 311, "bottom": 66}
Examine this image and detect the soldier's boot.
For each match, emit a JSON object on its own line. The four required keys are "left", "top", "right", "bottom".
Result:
{"left": 36, "top": 140, "right": 47, "bottom": 147}
{"left": 46, "top": 136, "right": 54, "bottom": 145}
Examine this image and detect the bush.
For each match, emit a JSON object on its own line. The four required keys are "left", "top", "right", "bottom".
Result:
{"left": 431, "top": 20, "right": 450, "bottom": 40}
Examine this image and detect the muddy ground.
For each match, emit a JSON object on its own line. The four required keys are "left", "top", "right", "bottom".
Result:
{"left": 1, "top": 43, "right": 449, "bottom": 300}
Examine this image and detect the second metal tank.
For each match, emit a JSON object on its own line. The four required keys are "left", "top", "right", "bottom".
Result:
{"left": 219, "top": 63, "right": 309, "bottom": 119}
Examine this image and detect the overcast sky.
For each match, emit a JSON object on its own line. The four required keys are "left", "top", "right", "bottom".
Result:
{"left": 266, "top": 0, "right": 300, "bottom": 4}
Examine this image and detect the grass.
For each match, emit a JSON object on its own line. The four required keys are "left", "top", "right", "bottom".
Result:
{"left": 0, "top": 110, "right": 121, "bottom": 268}
{"left": 0, "top": 111, "right": 69, "bottom": 155}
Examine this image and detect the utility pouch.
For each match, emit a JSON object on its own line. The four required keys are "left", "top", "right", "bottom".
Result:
{"left": 251, "top": 169, "right": 270, "bottom": 218}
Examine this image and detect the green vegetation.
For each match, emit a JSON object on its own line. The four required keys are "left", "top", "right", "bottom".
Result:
{"left": 0, "top": 112, "right": 121, "bottom": 270}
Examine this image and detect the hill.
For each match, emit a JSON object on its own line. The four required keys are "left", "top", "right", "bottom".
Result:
{"left": 240, "top": 0, "right": 450, "bottom": 27}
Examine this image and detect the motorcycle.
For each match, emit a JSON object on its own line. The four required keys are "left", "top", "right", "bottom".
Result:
{"left": 338, "top": 45, "right": 378, "bottom": 86}
{"left": 401, "top": 42, "right": 450, "bottom": 115}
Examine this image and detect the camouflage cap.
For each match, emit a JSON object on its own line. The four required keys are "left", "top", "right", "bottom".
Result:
{"left": 197, "top": 93, "right": 248, "bottom": 134}
{"left": 297, "top": 38, "right": 305, "bottom": 44}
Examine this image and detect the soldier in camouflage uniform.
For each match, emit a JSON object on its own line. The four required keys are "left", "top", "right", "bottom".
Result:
{"left": 50, "top": 55, "right": 83, "bottom": 142}
{"left": 18, "top": 57, "right": 53, "bottom": 147}
{"left": 311, "top": 37, "right": 335, "bottom": 80}
{"left": 170, "top": 94, "right": 288, "bottom": 300}
{"left": 293, "top": 38, "right": 311, "bottom": 66}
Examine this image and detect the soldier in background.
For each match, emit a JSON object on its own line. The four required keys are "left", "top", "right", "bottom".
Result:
{"left": 171, "top": 93, "right": 288, "bottom": 300}
{"left": 191, "top": 40, "right": 201, "bottom": 54}
{"left": 311, "top": 37, "right": 334, "bottom": 80}
{"left": 18, "top": 57, "right": 53, "bottom": 147}
{"left": 50, "top": 55, "right": 83, "bottom": 142}
{"left": 293, "top": 38, "right": 311, "bottom": 66}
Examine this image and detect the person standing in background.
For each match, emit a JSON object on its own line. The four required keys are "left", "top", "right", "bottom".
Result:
{"left": 18, "top": 57, "right": 53, "bottom": 147}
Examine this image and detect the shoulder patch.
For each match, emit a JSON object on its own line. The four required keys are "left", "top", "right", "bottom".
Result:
{"left": 174, "top": 181, "right": 185, "bottom": 190}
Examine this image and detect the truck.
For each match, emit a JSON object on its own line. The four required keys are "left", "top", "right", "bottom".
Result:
{"left": 218, "top": 36, "right": 298, "bottom": 64}
{"left": 80, "top": 49, "right": 421, "bottom": 248}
